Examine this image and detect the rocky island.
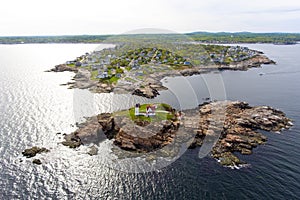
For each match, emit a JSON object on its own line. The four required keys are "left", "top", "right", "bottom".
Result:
{"left": 60, "top": 101, "right": 292, "bottom": 167}
{"left": 49, "top": 43, "right": 275, "bottom": 98}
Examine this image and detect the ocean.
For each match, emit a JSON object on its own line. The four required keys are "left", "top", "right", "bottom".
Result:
{"left": 0, "top": 43, "right": 299, "bottom": 199}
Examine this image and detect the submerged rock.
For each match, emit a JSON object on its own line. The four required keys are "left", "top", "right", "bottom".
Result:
{"left": 32, "top": 159, "right": 42, "bottom": 165}
{"left": 87, "top": 145, "right": 98, "bottom": 156}
{"left": 22, "top": 146, "right": 50, "bottom": 158}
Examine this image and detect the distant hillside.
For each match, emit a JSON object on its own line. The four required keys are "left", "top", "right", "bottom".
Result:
{"left": 187, "top": 32, "right": 300, "bottom": 44}
{"left": 0, "top": 35, "right": 110, "bottom": 44}
{"left": 1, "top": 32, "right": 300, "bottom": 44}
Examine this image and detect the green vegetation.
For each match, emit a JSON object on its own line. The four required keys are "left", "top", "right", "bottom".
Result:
{"left": 0, "top": 35, "right": 109, "bottom": 44}
{"left": 187, "top": 32, "right": 300, "bottom": 44}
{"left": 90, "top": 70, "right": 99, "bottom": 81}
{"left": 125, "top": 103, "right": 177, "bottom": 124}
{"left": 109, "top": 76, "right": 120, "bottom": 84}
{"left": 1, "top": 32, "right": 299, "bottom": 44}
{"left": 66, "top": 63, "right": 75, "bottom": 67}
{"left": 73, "top": 42, "right": 260, "bottom": 86}
{"left": 110, "top": 47, "right": 188, "bottom": 69}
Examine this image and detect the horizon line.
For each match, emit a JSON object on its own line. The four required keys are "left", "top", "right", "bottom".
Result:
{"left": 1, "top": 31, "right": 300, "bottom": 37}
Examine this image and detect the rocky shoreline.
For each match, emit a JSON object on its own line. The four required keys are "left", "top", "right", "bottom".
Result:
{"left": 49, "top": 54, "right": 275, "bottom": 99}
{"left": 195, "top": 101, "right": 292, "bottom": 166}
{"left": 57, "top": 101, "right": 292, "bottom": 167}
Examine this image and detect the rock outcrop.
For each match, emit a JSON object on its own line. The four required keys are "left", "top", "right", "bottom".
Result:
{"left": 32, "top": 159, "right": 42, "bottom": 165}
{"left": 219, "top": 55, "right": 276, "bottom": 71}
{"left": 87, "top": 145, "right": 98, "bottom": 156}
{"left": 22, "top": 146, "right": 50, "bottom": 158}
{"left": 132, "top": 86, "right": 160, "bottom": 99}
{"left": 61, "top": 132, "right": 82, "bottom": 148}
{"left": 60, "top": 101, "right": 292, "bottom": 167}
{"left": 113, "top": 119, "right": 179, "bottom": 152}
{"left": 191, "top": 101, "right": 292, "bottom": 167}
{"left": 48, "top": 64, "right": 78, "bottom": 73}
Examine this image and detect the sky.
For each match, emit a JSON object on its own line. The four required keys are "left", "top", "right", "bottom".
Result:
{"left": 0, "top": 0, "right": 300, "bottom": 36}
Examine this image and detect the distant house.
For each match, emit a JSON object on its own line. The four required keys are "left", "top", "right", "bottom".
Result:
{"left": 82, "top": 61, "right": 89, "bottom": 67}
{"left": 66, "top": 61, "right": 75, "bottom": 65}
{"left": 97, "top": 71, "right": 109, "bottom": 79}
{"left": 116, "top": 73, "right": 122, "bottom": 78}
{"left": 183, "top": 61, "right": 192, "bottom": 66}
{"left": 135, "top": 71, "right": 144, "bottom": 76}
{"left": 75, "top": 62, "right": 82, "bottom": 67}
{"left": 97, "top": 74, "right": 105, "bottom": 79}
{"left": 91, "top": 65, "right": 98, "bottom": 70}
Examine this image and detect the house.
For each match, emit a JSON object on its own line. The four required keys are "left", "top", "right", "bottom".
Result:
{"left": 135, "top": 71, "right": 144, "bottom": 76}
{"left": 103, "top": 71, "right": 108, "bottom": 77}
{"left": 82, "top": 61, "right": 89, "bottom": 67}
{"left": 116, "top": 73, "right": 122, "bottom": 78}
{"left": 66, "top": 61, "right": 75, "bottom": 65}
{"left": 97, "top": 69, "right": 104, "bottom": 78}
{"left": 97, "top": 71, "right": 108, "bottom": 79}
{"left": 75, "top": 62, "right": 82, "bottom": 67}
{"left": 183, "top": 61, "right": 192, "bottom": 66}
{"left": 97, "top": 74, "right": 105, "bottom": 79}
{"left": 91, "top": 65, "right": 99, "bottom": 70}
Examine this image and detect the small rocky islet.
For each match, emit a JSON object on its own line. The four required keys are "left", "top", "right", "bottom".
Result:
{"left": 57, "top": 101, "right": 292, "bottom": 167}
{"left": 21, "top": 146, "right": 50, "bottom": 165}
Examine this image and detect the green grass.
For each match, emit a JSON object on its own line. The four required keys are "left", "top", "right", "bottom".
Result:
{"left": 125, "top": 77, "right": 137, "bottom": 83}
{"left": 90, "top": 70, "right": 99, "bottom": 80}
{"left": 113, "top": 103, "right": 177, "bottom": 126}
{"left": 127, "top": 103, "right": 176, "bottom": 124}
{"left": 109, "top": 76, "right": 120, "bottom": 84}
{"left": 67, "top": 64, "right": 75, "bottom": 67}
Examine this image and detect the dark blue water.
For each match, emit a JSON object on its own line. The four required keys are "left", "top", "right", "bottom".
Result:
{"left": 0, "top": 44, "right": 299, "bottom": 199}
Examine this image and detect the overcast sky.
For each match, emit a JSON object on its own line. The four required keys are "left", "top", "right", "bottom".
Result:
{"left": 0, "top": 0, "right": 300, "bottom": 36}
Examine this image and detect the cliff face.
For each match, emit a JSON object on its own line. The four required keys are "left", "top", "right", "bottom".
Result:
{"left": 61, "top": 101, "right": 292, "bottom": 167}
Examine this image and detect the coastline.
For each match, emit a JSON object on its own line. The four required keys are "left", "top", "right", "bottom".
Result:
{"left": 22, "top": 43, "right": 292, "bottom": 169}
{"left": 53, "top": 101, "right": 292, "bottom": 168}
{"left": 48, "top": 50, "right": 275, "bottom": 99}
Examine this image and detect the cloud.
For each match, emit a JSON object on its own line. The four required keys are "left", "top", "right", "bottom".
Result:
{"left": 0, "top": 0, "right": 299, "bottom": 35}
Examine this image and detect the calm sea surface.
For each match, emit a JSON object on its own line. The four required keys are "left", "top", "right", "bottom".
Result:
{"left": 0, "top": 43, "right": 299, "bottom": 199}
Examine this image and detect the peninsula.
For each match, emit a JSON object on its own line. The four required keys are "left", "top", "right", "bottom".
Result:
{"left": 49, "top": 42, "right": 275, "bottom": 98}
